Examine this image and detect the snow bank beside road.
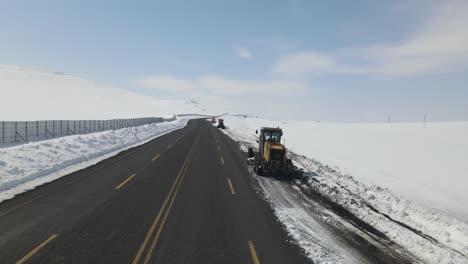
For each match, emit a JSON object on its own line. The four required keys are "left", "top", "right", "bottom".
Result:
{"left": 220, "top": 115, "right": 468, "bottom": 264}
{"left": 0, "top": 117, "right": 191, "bottom": 202}
{"left": 294, "top": 154, "right": 468, "bottom": 264}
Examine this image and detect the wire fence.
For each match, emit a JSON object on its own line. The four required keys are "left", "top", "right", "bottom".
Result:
{"left": 0, "top": 116, "right": 176, "bottom": 146}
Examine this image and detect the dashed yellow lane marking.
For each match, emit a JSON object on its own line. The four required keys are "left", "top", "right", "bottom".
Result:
{"left": 167, "top": 144, "right": 172, "bottom": 149}
{"left": 0, "top": 194, "right": 46, "bottom": 218}
{"left": 16, "top": 234, "right": 59, "bottom": 264}
{"left": 248, "top": 240, "right": 260, "bottom": 264}
{"left": 115, "top": 174, "right": 136, "bottom": 190}
{"left": 220, "top": 157, "right": 224, "bottom": 165}
{"left": 217, "top": 145, "right": 220, "bottom": 151}
{"left": 227, "top": 178, "right": 235, "bottom": 195}
{"left": 152, "top": 154, "right": 160, "bottom": 161}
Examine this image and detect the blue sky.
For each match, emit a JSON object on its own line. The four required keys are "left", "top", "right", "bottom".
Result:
{"left": 1, "top": 0, "right": 468, "bottom": 121}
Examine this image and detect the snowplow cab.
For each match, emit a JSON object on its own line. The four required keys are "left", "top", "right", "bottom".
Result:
{"left": 258, "top": 127, "right": 283, "bottom": 159}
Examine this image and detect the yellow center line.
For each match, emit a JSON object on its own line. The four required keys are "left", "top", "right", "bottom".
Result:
{"left": 115, "top": 174, "right": 136, "bottom": 190}
{"left": 220, "top": 157, "right": 224, "bottom": 165}
{"left": 16, "top": 234, "right": 59, "bottom": 264}
{"left": 143, "top": 140, "right": 196, "bottom": 264}
{"left": 227, "top": 178, "right": 236, "bottom": 195}
{"left": 217, "top": 145, "right": 220, "bottom": 151}
{"left": 248, "top": 240, "right": 260, "bottom": 264}
{"left": 152, "top": 154, "right": 161, "bottom": 161}
{"left": 132, "top": 137, "right": 198, "bottom": 264}
{"left": 167, "top": 144, "right": 172, "bottom": 149}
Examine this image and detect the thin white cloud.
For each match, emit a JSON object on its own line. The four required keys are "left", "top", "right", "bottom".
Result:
{"left": 273, "top": 0, "right": 468, "bottom": 76}
{"left": 236, "top": 47, "right": 253, "bottom": 59}
{"left": 134, "top": 75, "right": 308, "bottom": 96}
{"left": 134, "top": 75, "right": 197, "bottom": 92}
{"left": 165, "top": 57, "right": 209, "bottom": 71}
{"left": 273, "top": 51, "right": 367, "bottom": 75}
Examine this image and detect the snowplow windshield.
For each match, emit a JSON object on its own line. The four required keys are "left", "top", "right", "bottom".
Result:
{"left": 263, "top": 130, "right": 282, "bottom": 143}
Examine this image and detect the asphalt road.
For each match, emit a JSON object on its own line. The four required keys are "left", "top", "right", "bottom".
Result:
{"left": 0, "top": 119, "right": 311, "bottom": 264}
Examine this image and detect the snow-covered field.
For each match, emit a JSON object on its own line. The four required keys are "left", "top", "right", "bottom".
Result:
{"left": 221, "top": 115, "right": 468, "bottom": 221}
{"left": 219, "top": 115, "right": 468, "bottom": 264}
{"left": 0, "top": 117, "right": 192, "bottom": 203}
{"left": 0, "top": 64, "right": 214, "bottom": 121}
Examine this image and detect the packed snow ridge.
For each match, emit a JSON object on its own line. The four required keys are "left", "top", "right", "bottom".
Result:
{"left": 219, "top": 115, "right": 468, "bottom": 264}
{"left": 0, "top": 117, "right": 194, "bottom": 203}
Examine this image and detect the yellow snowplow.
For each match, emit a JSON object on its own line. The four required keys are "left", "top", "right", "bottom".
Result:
{"left": 248, "top": 127, "right": 296, "bottom": 176}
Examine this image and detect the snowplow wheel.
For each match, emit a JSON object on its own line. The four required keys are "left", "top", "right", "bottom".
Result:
{"left": 257, "top": 167, "right": 263, "bottom": 176}
{"left": 248, "top": 147, "right": 254, "bottom": 158}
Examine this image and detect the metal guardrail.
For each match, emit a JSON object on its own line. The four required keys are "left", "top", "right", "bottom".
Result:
{"left": 0, "top": 116, "right": 176, "bottom": 146}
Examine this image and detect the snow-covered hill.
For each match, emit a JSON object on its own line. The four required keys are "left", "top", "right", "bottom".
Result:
{"left": 0, "top": 65, "right": 215, "bottom": 121}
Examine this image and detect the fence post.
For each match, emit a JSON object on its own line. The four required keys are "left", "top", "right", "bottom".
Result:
{"left": 25, "top": 121, "right": 28, "bottom": 141}
{"left": 1, "top": 121, "right": 4, "bottom": 144}
{"left": 15, "top": 121, "right": 17, "bottom": 142}
{"left": 36, "top": 121, "right": 39, "bottom": 138}
{"left": 53, "top": 121, "right": 56, "bottom": 137}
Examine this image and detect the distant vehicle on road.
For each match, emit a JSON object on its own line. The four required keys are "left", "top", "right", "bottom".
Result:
{"left": 211, "top": 117, "right": 216, "bottom": 123}
{"left": 217, "top": 119, "right": 225, "bottom": 129}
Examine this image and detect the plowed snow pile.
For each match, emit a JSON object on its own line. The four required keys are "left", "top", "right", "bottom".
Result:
{"left": 220, "top": 115, "right": 468, "bottom": 264}
{"left": 0, "top": 117, "right": 191, "bottom": 202}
